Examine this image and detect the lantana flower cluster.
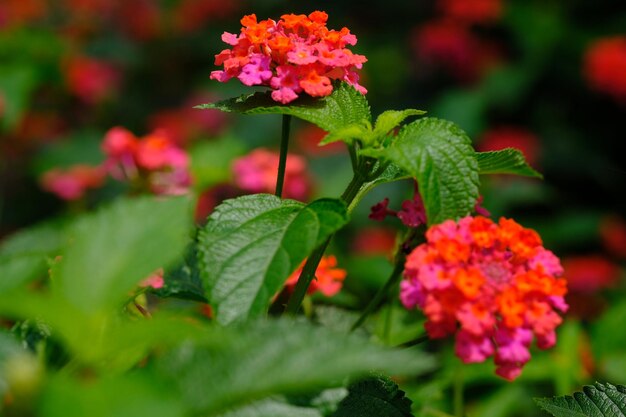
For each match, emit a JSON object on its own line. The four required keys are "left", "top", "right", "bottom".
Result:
{"left": 102, "top": 127, "right": 191, "bottom": 195}
{"left": 210, "top": 11, "right": 367, "bottom": 104}
{"left": 400, "top": 216, "right": 568, "bottom": 380}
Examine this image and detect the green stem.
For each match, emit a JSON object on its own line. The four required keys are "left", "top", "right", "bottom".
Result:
{"left": 275, "top": 114, "right": 292, "bottom": 198}
{"left": 350, "top": 255, "right": 405, "bottom": 331}
{"left": 453, "top": 363, "right": 465, "bottom": 417}
{"left": 284, "top": 171, "right": 367, "bottom": 315}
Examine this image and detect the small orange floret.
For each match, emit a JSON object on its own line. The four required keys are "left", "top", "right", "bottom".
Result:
{"left": 453, "top": 268, "right": 485, "bottom": 298}
{"left": 469, "top": 216, "right": 496, "bottom": 248}
{"left": 496, "top": 289, "right": 525, "bottom": 327}
{"left": 435, "top": 237, "right": 470, "bottom": 263}
{"left": 240, "top": 14, "right": 257, "bottom": 27}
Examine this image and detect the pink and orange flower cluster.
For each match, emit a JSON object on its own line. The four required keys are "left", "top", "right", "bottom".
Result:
{"left": 210, "top": 11, "right": 367, "bottom": 103}
{"left": 400, "top": 216, "right": 568, "bottom": 380}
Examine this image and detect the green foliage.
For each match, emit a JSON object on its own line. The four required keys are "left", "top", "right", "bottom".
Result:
{"left": 197, "top": 195, "right": 348, "bottom": 325}
{"left": 363, "top": 117, "right": 479, "bottom": 225}
{"left": 54, "top": 196, "right": 192, "bottom": 314}
{"left": 155, "top": 244, "right": 207, "bottom": 303}
{"left": 0, "top": 221, "right": 65, "bottom": 292}
{"left": 372, "top": 110, "right": 426, "bottom": 138}
{"left": 198, "top": 82, "right": 372, "bottom": 137}
{"left": 215, "top": 398, "right": 324, "bottom": 417}
{"left": 535, "top": 382, "right": 626, "bottom": 417}
{"left": 332, "top": 375, "right": 414, "bottom": 417}
{"left": 156, "top": 318, "right": 435, "bottom": 415}
{"left": 476, "top": 149, "right": 542, "bottom": 178}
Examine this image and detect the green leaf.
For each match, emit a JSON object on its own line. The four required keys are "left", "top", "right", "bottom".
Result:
{"left": 0, "top": 65, "right": 37, "bottom": 131}
{"left": 0, "top": 221, "right": 65, "bottom": 293}
{"left": 197, "top": 195, "right": 348, "bottom": 325}
{"left": 197, "top": 82, "right": 371, "bottom": 134}
{"left": 476, "top": 149, "right": 542, "bottom": 178}
{"left": 190, "top": 134, "right": 246, "bottom": 191}
{"left": 373, "top": 109, "right": 426, "bottom": 137}
{"left": 55, "top": 196, "right": 192, "bottom": 314}
{"left": 363, "top": 117, "right": 479, "bottom": 225}
{"left": 154, "top": 244, "right": 207, "bottom": 303}
{"left": 535, "top": 382, "right": 626, "bottom": 417}
{"left": 40, "top": 373, "right": 185, "bottom": 417}
{"left": 332, "top": 376, "right": 414, "bottom": 417}
{"left": 319, "top": 122, "right": 371, "bottom": 146}
{"left": 156, "top": 318, "right": 435, "bottom": 415}
{"left": 216, "top": 398, "right": 323, "bottom": 417}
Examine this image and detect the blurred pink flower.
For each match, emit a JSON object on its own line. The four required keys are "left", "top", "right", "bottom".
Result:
{"left": 401, "top": 216, "right": 568, "bottom": 380}
{"left": 102, "top": 127, "right": 191, "bottom": 196}
{"left": 140, "top": 268, "right": 165, "bottom": 289}
{"left": 172, "top": 0, "right": 238, "bottom": 33}
{"left": 64, "top": 55, "right": 121, "bottom": 104}
{"left": 600, "top": 215, "right": 626, "bottom": 259}
{"left": 210, "top": 11, "right": 367, "bottom": 103}
{"left": 584, "top": 36, "right": 626, "bottom": 102}
{"left": 232, "top": 148, "right": 312, "bottom": 201}
{"left": 562, "top": 255, "right": 620, "bottom": 293}
{"left": 40, "top": 164, "right": 106, "bottom": 201}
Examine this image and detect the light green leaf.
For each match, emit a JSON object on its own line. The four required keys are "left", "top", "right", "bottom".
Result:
{"left": 319, "top": 122, "right": 371, "bottom": 146}
{"left": 190, "top": 135, "right": 246, "bottom": 191}
{"left": 0, "top": 221, "right": 65, "bottom": 293}
{"left": 363, "top": 117, "right": 479, "bottom": 225}
{"left": 156, "top": 318, "right": 435, "bottom": 415}
{"left": 373, "top": 109, "right": 426, "bottom": 137}
{"left": 535, "top": 382, "right": 626, "bottom": 417}
{"left": 197, "top": 195, "right": 348, "bottom": 325}
{"left": 332, "top": 376, "right": 414, "bottom": 417}
{"left": 197, "top": 82, "right": 371, "bottom": 133}
{"left": 216, "top": 398, "right": 323, "bottom": 417}
{"left": 55, "top": 196, "right": 192, "bottom": 314}
{"left": 476, "top": 149, "right": 542, "bottom": 178}
{"left": 40, "top": 373, "right": 185, "bottom": 417}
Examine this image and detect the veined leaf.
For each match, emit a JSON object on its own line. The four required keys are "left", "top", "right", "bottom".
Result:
{"left": 55, "top": 196, "right": 192, "bottom": 314}
{"left": 197, "top": 82, "right": 371, "bottom": 134}
{"left": 363, "top": 117, "right": 479, "bottom": 225}
{"left": 197, "top": 195, "right": 348, "bottom": 325}
{"left": 319, "top": 122, "right": 371, "bottom": 146}
{"left": 332, "top": 376, "right": 414, "bottom": 417}
{"left": 156, "top": 318, "right": 435, "bottom": 415}
{"left": 476, "top": 149, "right": 542, "bottom": 178}
{"left": 535, "top": 382, "right": 626, "bottom": 417}
{"left": 216, "top": 398, "right": 323, "bottom": 417}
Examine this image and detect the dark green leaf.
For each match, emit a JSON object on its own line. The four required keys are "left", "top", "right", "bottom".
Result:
{"left": 476, "top": 149, "right": 542, "bottom": 178}
{"left": 535, "top": 382, "right": 626, "bottom": 417}
{"left": 156, "top": 318, "right": 435, "bottom": 415}
{"left": 155, "top": 244, "right": 207, "bottom": 303}
{"left": 0, "top": 221, "right": 65, "bottom": 292}
{"left": 0, "top": 65, "right": 37, "bottom": 131}
{"left": 332, "top": 376, "right": 414, "bottom": 417}
{"left": 197, "top": 195, "right": 348, "bottom": 325}
{"left": 197, "top": 82, "right": 371, "bottom": 134}
{"left": 363, "top": 117, "right": 479, "bottom": 225}
{"left": 55, "top": 196, "right": 192, "bottom": 313}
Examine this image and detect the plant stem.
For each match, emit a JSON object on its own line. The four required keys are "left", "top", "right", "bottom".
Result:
{"left": 275, "top": 114, "right": 292, "bottom": 198}
{"left": 284, "top": 170, "right": 367, "bottom": 315}
{"left": 350, "top": 255, "right": 405, "bottom": 331}
{"left": 453, "top": 363, "right": 465, "bottom": 417}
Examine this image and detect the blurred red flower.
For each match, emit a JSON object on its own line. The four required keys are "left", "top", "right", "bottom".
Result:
{"left": 562, "top": 255, "right": 620, "bottom": 293}
{"left": 478, "top": 127, "right": 541, "bottom": 168}
{"left": 438, "top": 0, "right": 503, "bottom": 24}
{"left": 64, "top": 56, "right": 121, "bottom": 104}
{"left": 0, "top": 0, "right": 47, "bottom": 28}
{"left": 351, "top": 227, "right": 396, "bottom": 257}
{"left": 285, "top": 255, "right": 347, "bottom": 297}
{"left": 599, "top": 216, "right": 626, "bottom": 259}
{"left": 584, "top": 36, "right": 626, "bottom": 101}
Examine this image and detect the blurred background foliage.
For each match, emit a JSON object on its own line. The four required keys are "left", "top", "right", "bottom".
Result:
{"left": 1, "top": 0, "right": 626, "bottom": 416}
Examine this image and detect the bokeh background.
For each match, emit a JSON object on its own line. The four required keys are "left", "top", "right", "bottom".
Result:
{"left": 1, "top": 0, "right": 626, "bottom": 415}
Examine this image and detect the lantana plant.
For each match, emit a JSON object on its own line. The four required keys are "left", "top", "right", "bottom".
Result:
{"left": 4, "top": 8, "right": 624, "bottom": 417}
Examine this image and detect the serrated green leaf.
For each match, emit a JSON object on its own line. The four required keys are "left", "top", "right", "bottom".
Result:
{"left": 319, "top": 122, "right": 371, "bottom": 146}
{"left": 198, "top": 195, "right": 348, "bottom": 325}
{"left": 476, "top": 149, "right": 542, "bottom": 178}
{"left": 55, "top": 196, "right": 192, "bottom": 314}
{"left": 363, "top": 117, "right": 479, "bottom": 225}
{"left": 216, "top": 398, "right": 323, "bottom": 417}
{"left": 156, "top": 318, "right": 435, "bottom": 415}
{"left": 154, "top": 244, "right": 207, "bottom": 303}
{"left": 535, "top": 382, "right": 626, "bottom": 417}
{"left": 197, "top": 82, "right": 371, "bottom": 133}
{"left": 373, "top": 109, "right": 426, "bottom": 137}
{"left": 0, "top": 221, "right": 65, "bottom": 293}
{"left": 332, "top": 376, "right": 414, "bottom": 417}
